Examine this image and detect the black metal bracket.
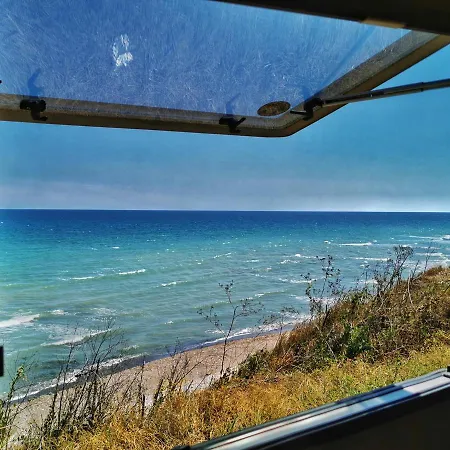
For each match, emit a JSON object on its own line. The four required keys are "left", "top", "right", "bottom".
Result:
{"left": 219, "top": 116, "right": 246, "bottom": 134}
{"left": 290, "top": 97, "right": 323, "bottom": 121}
{"left": 19, "top": 98, "right": 48, "bottom": 121}
{"left": 291, "top": 78, "right": 450, "bottom": 121}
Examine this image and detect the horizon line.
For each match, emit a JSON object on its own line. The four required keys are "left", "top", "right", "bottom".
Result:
{"left": 1, "top": 208, "right": 450, "bottom": 214}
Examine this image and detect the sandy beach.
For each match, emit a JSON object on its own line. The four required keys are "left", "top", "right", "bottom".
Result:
{"left": 13, "top": 332, "right": 283, "bottom": 438}
{"left": 127, "top": 333, "right": 282, "bottom": 393}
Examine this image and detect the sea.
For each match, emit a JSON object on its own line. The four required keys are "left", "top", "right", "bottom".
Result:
{"left": 1, "top": 209, "right": 450, "bottom": 395}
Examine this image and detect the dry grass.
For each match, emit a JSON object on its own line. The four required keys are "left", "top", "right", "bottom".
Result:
{"left": 50, "top": 336, "right": 450, "bottom": 450}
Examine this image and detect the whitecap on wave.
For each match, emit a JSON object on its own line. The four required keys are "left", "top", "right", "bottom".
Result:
{"left": 280, "top": 259, "right": 298, "bottom": 265}
{"left": 92, "top": 307, "right": 116, "bottom": 316}
{"left": 72, "top": 275, "right": 98, "bottom": 280}
{"left": 278, "top": 277, "right": 313, "bottom": 284}
{"left": 213, "top": 252, "right": 232, "bottom": 259}
{"left": 202, "top": 313, "right": 308, "bottom": 346}
{"left": 12, "top": 352, "right": 142, "bottom": 402}
{"left": 69, "top": 268, "right": 145, "bottom": 281}
{"left": 160, "top": 280, "right": 189, "bottom": 287}
{"left": 42, "top": 329, "right": 111, "bottom": 347}
{"left": 118, "top": 269, "right": 146, "bottom": 276}
{"left": 351, "top": 257, "right": 388, "bottom": 261}
{"left": 0, "top": 314, "right": 39, "bottom": 329}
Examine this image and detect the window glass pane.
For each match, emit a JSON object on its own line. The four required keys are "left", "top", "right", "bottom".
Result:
{"left": 2, "top": 0, "right": 414, "bottom": 118}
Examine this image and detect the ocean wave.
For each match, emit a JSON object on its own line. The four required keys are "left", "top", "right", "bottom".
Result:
{"left": 278, "top": 277, "right": 312, "bottom": 284}
{"left": 72, "top": 275, "right": 98, "bottom": 280}
{"left": 340, "top": 242, "right": 373, "bottom": 247}
{"left": 280, "top": 259, "right": 298, "bottom": 265}
{"left": 282, "top": 256, "right": 315, "bottom": 264}
{"left": 202, "top": 327, "right": 258, "bottom": 345}
{"left": 294, "top": 253, "right": 315, "bottom": 259}
{"left": 249, "top": 290, "right": 286, "bottom": 300}
{"left": 92, "top": 307, "right": 116, "bottom": 316}
{"left": 351, "top": 257, "right": 388, "bottom": 261}
{"left": 118, "top": 269, "right": 146, "bottom": 276}
{"left": 69, "top": 268, "right": 146, "bottom": 281}
{"left": 352, "top": 279, "right": 378, "bottom": 285}
{"left": 213, "top": 252, "right": 232, "bottom": 259}
{"left": 42, "top": 329, "right": 111, "bottom": 347}
{"left": 111, "top": 246, "right": 120, "bottom": 249}
{"left": 203, "top": 314, "right": 308, "bottom": 346}
{"left": 281, "top": 311, "right": 308, "bottom": 321}
{"left": 1, "top": 282, "right": 28, "bottom": 288}
{"left": 0, "top": 314, "right": 39, "bottom": 329}
{"left": 12, "top": 352, "right": 142, "bottom": 402}
{"left": 160, "top": 280, "right": 189, "bottom": 287}
{"left": 123, "top": 344, "right": 139, "bottom": 351}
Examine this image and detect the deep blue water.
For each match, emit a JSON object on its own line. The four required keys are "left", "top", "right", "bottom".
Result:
{"left": 1, "top": 210, "right": 450, "bottom": 394}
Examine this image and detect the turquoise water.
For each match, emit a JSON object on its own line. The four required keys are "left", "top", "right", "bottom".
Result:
{"left": 1, "top": 210, "right": 450, "bottom": 394}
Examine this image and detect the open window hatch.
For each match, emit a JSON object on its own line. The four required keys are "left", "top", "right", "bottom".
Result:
{"left": 1, "top": 0, "right": 450, "bottom": 137}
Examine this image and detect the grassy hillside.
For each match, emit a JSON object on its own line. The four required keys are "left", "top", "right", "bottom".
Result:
{"left": 60, "top": 341, "right": 450, "bottom": 450}
{"left": 9, "top": 256, "right": 450, "bottom": 449}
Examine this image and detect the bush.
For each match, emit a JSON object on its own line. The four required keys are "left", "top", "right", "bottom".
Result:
{"left": 0, "top": 366, "right": 28, "bottom": 448}
{"left": 237, "top": 248, "right": 450, "bottom": 377}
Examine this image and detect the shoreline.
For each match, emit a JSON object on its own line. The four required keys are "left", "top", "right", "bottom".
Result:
{"left": 123, "top": 331, "right": 285, "bottom": 396}
{"left": 13, "top": 324, "right": 294, "bottom": 402}
{"left": 12, "top": 330, "right": 287, "bottom": 436}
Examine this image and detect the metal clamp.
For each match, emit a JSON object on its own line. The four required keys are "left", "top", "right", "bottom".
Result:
{"left": 219, "top": 116, "right": 246, "bottom": 133}
{"left": 19, "top": 98, "right": 48, "bottom": 121}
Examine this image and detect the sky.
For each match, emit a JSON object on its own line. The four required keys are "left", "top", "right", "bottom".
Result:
{"left": 1, "top": 4, "right": 450, "bottom": 211}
